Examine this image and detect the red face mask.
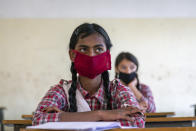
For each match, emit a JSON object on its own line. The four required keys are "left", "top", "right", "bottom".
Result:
{"left": 72, "top": 50, "right": 111, "bottom": 79}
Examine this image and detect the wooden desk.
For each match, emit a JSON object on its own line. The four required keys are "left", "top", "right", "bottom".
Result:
{"left": 3, "top": 120, "right": 32, "bottom": 131}
{"left": 145, "top": 117, "right": 196, "bottom": 127}
{"left": 145, "top": 112, "right": 175, "bottom": 118}
{"left": 20, "top": 127, "right": 196, "bottom": 131}
{"left": 22, "top": 115, "right": 33, "bottom": 120}
{"left": 4, "top": 117, "right": 196, "bottom": 131}
{"left": 112, "top": 127, "right": 196, "bottom": 131}
{"left": 21, "top": 112, "right": 175, "bottom": 120}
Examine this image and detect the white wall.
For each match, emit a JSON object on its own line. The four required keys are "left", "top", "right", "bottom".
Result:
{"left": 0, "top": 0, "right": 196, "bottom": 123}
{"left": 1, "top": 0, "right": 196, "bottom": 18}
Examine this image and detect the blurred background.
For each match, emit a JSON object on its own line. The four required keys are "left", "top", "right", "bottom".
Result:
{"left": 0, "top": 0, "right": 196, "bottom": 129}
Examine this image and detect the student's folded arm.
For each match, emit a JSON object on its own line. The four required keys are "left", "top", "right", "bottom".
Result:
{"left": 59, "top": 111, "right": 105, "bottom": 122}
{"left": 146, "top": 95, "right": 156, "bottom": 113}
{"left": 140, "top": 84, "right": 156, "bottom": 113}
{"left": 32, "top": 85, "right": 67, "bottom": 125}
{"left": 113, "top": 83, "right": 145, "bottom": 128}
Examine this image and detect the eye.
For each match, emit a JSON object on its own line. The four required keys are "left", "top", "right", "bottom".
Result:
{"left": 79, "top": 48, "right": 87, "bottom": 53}
{"left": 95, "top": 47, "right": 104, "bottom": 53}
{"left": 130, "top": 65, "right": 136, "bottom": 70}
{"left": 121, "top": 65, "right": 127, "bottom": 70}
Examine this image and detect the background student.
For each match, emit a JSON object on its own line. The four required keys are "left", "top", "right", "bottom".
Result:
{"left": 115, "top": 52, "right": 156, "bottom": 113}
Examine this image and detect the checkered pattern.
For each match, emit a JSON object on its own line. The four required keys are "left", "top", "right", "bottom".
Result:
{"left": 140, "top": 84, "right": 156, "bottom": 113}
{"left": 32, "top": 79, "right": 145, "bottom": 128}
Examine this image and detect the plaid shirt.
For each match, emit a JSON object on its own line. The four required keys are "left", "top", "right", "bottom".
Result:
{"left": 140, "top": 84, "right": 156, "bottom": 113}
{"left": 33, "top": 79, "right": 145, "bottom": 127}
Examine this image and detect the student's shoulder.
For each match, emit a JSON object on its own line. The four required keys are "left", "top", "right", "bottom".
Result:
{"left": 49, "top": 79, "right": 72, "bottom": 92}
{"left": 109, "top": 79, "right": 131, "bottom": 92}
{"left": 58, "top": 79, "right": 72, "bottom": 86}
{"left": 140, "top": 83, "right": 150, "bottom": 89}
{"left": 140, "top": 83, "right": 153, "bottom": 92}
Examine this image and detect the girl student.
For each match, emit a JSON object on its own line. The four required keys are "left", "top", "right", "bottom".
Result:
{"left": 115, "top": 52, "right": 156, "bottom": 113}
{"left": 33, "top": 23, "right": 145, "bottom": 127}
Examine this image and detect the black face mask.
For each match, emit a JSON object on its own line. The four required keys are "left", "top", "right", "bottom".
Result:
{"left": 119, "top": 72, "right": 137, "bottom": 85}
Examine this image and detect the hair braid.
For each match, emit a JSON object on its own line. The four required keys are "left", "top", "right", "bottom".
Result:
{"left": 135, "top": 74, "right": 141, "bottom": 91}
{"left": 68, "top": 63, "right": 78, "bottom": 112}
{"left": 102, "top": 71, "right": 112, "bottom": 110}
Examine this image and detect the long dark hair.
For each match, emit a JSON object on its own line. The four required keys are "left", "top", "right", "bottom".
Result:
{"left": 68, "top": 23, "right": 112, "bottom": 112}
{"left": 115, "top": 52, "right": 141, "bottom": 90}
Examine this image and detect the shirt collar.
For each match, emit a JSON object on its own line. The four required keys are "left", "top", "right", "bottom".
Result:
{"left": 77, "top": 79, "right": 105, "bottom": 104}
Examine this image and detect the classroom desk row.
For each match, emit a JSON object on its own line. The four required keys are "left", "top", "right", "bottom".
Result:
{"left": 21, "top": 112, "right": 176, "bottom": 120}
{"left": 145, "top": 112, "right": 175, "bottom": 118}
{"left": 19, "top": 127, "right": 196, "bottom": 131}
{"left": 3, "top": 116, "right": 196, "bottom": 131}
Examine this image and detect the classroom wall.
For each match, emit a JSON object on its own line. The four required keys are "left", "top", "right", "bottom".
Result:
{"left": 1, "top": 0, "right": 196, "bottom": 18}
{"left": 0, "top": 19, "right": 196, "bottom": 121}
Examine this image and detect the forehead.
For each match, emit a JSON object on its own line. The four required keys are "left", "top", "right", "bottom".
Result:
{"left": 76, "top": 33, "right": 106, "bottom": 47}
{"left": 119, "top": 59, "right": 137, "bottom": 67}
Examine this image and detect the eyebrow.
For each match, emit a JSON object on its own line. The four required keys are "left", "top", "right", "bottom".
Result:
{"left": 94, "top": 44, "right": 104, "bottom": 48}
{"left": 78, "top": 44, "right": 104, "bottom": 48}
{"left": 78, "top": 45, "right": 89, "bottom": 48}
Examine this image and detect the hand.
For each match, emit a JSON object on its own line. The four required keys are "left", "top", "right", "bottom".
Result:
{"left": 44, "top": 106, "right": 62, "bottom": 113}
{"left": 99, "top": 106, "right": 142, "bottom": 121}
{"left": 139, "top": 100, "right": 148, "bottom": 113}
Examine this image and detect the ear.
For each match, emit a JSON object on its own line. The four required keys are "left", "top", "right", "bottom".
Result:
{"left": 69, "top": 50, "right": 76, "bottom": 62}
